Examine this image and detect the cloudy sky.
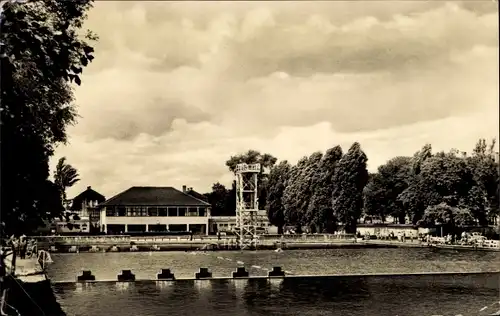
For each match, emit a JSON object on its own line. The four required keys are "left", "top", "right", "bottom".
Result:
{"left": 51, "top": 1, "right": 499, "bottom": 199}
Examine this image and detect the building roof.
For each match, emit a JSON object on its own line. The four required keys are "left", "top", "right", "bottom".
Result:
{"left": 70, "top": 186, "right": 106, "bottom": 211}
{"left": 186, "top": 189, "right": 209, "bottom": 203}
{"left": 100, "top": 186, "right": 211, "bottom": 207}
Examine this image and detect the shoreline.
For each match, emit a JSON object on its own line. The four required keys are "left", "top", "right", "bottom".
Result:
{"left": 35, "top": 238, "right": 500, "bottom": 253}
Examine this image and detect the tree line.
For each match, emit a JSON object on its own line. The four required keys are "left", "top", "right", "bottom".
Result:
{"left": 205, "top": 140, "right": 500, "bottom": 235}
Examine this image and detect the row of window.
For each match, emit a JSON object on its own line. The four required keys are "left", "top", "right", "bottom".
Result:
{"left": 217, "top": 222, "right": 269, "bottom": 228}
{"left": 105, "top": 207, "right": 207, "bottom": 217}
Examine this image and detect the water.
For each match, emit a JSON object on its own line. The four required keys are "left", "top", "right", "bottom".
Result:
{"left": 47, "top": 248, "right": 500, "bottom": 281}
{"left": 46, "top": 248, "right": 500, "bottom": 316}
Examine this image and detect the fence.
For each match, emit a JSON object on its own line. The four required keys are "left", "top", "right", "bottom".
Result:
{"left": 259, "top": 233, "right": 355, "bottom": 242}
{"left": 31, "top": 235, "right": 132, "bottom": 244}
{"left": 28, "top": 234, "right": 355, "bottom": 244}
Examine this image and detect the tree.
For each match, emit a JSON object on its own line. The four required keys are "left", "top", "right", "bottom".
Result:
{"left": 205, "top": 182, "right": 229, "bottom": 216}
{"left": 53, "top": 156, "right": 80, "bottom": 202}
{"left": 225, "top": 150, "right": 277, "bottom": 210}
{"left": 398, "top": 144, "right": 434, "bottom": 224}
{"left": 297, "top": 152, "right": 323, "bottom": 232}
{"left": 419, "top": 203, "right": 475, "bottom": 235}
{"left": 465, "top": 139, "right": 499, "bottom": 225}
{"left": 282, "top": 156, "right": 309, "bottom": 233}
{"left": 307, "top": 145, "right": 343, "bottom": 233}
{"left": 363, "top": 156, "right": 412, "bottom": 223}
{"left": 332, "top": 143, "right": 369, "bottom": 234}
{"left": 265, "top": 160, "right": 291, "bottom": 234}
{"left": 1, "top": 0, "right": 96, "bottom": 235}
{"left": 421, "top": 150, "right": 474, "bottom": 204}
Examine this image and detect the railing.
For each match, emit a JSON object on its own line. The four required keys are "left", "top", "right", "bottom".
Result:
{"left": 259, "top": 234, "right": 355, "bottom": 242}
{"left": 30, "top": 235, "right": 132, "bottom": 244}
{"left": 425, "top": 237, "right": 500, "bottom": 248}
{"left": 235, "top": 163, "right": 261, "bottom": 173}
{"left": 483, "top": 240, "right": 500, "bottom": 248}
{"left": 131, "top": 236, "right": 232, "bottom": 243}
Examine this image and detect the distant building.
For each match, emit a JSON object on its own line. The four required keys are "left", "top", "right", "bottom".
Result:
{"left": 51, "top": 186, "right": 105, "bottom": 234}
{"left": 99, "top": 186, "right": 211, "bottom": 235}
{"left": 71, "top": 186, "right": 106, "bottom": 217}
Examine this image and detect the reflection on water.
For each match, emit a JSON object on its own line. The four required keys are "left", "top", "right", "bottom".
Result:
{"left": 115, "top": 282, "right": 133, "bottom": 292}
{"left": 156, "top": 280, "right": 174, "bottom": 291}
{"left": 53, "top": 273, "right": 500, "bottom": 316}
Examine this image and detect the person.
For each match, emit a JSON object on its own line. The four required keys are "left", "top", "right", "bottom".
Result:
{"left": 19, "top": 237, "right": 27, "bottom": 259}
{"left": 26, "top": 239, "right": 33, "bottom": 258}
{"left": 217, "top": 231, "right": 221, "bottom": 241}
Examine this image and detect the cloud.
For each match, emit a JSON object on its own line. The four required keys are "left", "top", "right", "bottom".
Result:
{"left": 53, "top": 1, "right": 499, "bottom": 198}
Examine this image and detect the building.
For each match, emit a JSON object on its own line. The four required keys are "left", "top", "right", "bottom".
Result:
{"left": 70, "top": 186, "right": 105, "bottom": 233}
{"left": 51, "top": 186, "right": 105, "bottom": 234}
{"left": 70, "top": 186, "right": 106, "bottom": 218}
{"left": 356, "top": 223, "right": 434, "bottom": 238}
{"left": 182, "top": 185, "right": 209, "bottom": 203}
{"left": 209, "top": 210, "right": 277, "bottom": 234}
{"left": 99, "top": 186, "right": 211, "bottom": 235}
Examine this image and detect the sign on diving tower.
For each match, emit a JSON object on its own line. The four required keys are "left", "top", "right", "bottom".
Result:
{"left": 234, "top": 163, "right": 260, "bottom": 249}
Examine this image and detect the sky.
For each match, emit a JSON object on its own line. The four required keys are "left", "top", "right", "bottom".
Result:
{"left": 51, "top": 1, "right": 499, "bottom": 199}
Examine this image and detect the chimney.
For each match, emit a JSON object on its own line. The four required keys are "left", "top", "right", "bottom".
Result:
{"left": 87, "top": 186, "right": 91, "bottom": 190}
{"left": 182, "top": 185, "right": 187, "bottom": 193}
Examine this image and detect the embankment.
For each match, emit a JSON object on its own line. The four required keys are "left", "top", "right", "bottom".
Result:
{"left": 30, "top": 235, "right": 500, "bottom": 253}
{"left": 5, "top": 278, "right": 66, "bottom": 316}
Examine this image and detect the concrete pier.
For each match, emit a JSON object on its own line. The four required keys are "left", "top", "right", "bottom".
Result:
{"left": 3, "top": 252, "right": 47, "bottom": 283}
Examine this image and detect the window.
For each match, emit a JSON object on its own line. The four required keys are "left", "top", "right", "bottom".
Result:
{"left": 106, "top": 207, "right": 115, "bottom": 216}
{"left": 149, "top": 224, "right": 167, "bottom": 232}
{"left": 187, "top": 207, "right": 198, "bottom": 216}
{"left": 158, "top": 208, "right": 168, "bottom": 216}
{"left": 147, "top": 207, "right": 157, "bottom": 216}
{"left": 198, "top": 208, "right": 206, "bottom": 217}
{"left": 140, "top": 208, "right": 147, "bottom": 216}
{"left": 178, "top": 207, "right": 186, "bottom": 217}
{"left": 127, "top": 208, "right": 142, "bottom": 216}
{"left": 168, "top": 208, "right": 177, "bottom": 217}
{"left": 118, "top": 207, "right": 126, "bottom": 216}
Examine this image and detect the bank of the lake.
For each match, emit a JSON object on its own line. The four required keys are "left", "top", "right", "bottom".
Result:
{"left": 34, "top": 235, "right": 500, "bottom": 253}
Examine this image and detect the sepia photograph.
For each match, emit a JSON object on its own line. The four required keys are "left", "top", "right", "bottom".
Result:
{"left": 1, "top": 0, "right": 499, "bottom": 315}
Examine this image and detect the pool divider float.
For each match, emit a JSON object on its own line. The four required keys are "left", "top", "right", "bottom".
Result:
{"left": 73, "top": 266, "right": 290, "bottom": 282}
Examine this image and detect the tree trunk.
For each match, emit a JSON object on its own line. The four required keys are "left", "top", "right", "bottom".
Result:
{"left": 344, "top": 219, "right": 358, "bottom": 234}
{"left": 309, "top": 225, "right": 317, "bottom": 234}
{"left": 295, "top": 223, "right": 302, "bottom": 234}
{"left": 398, "top": 213, "right": 406, "bottom": 224}
{"left": 477, "top": 216, "right": 488, "bottom": 227}
{"left": 277, "top": 225, "right": 284, "bottom": 235}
